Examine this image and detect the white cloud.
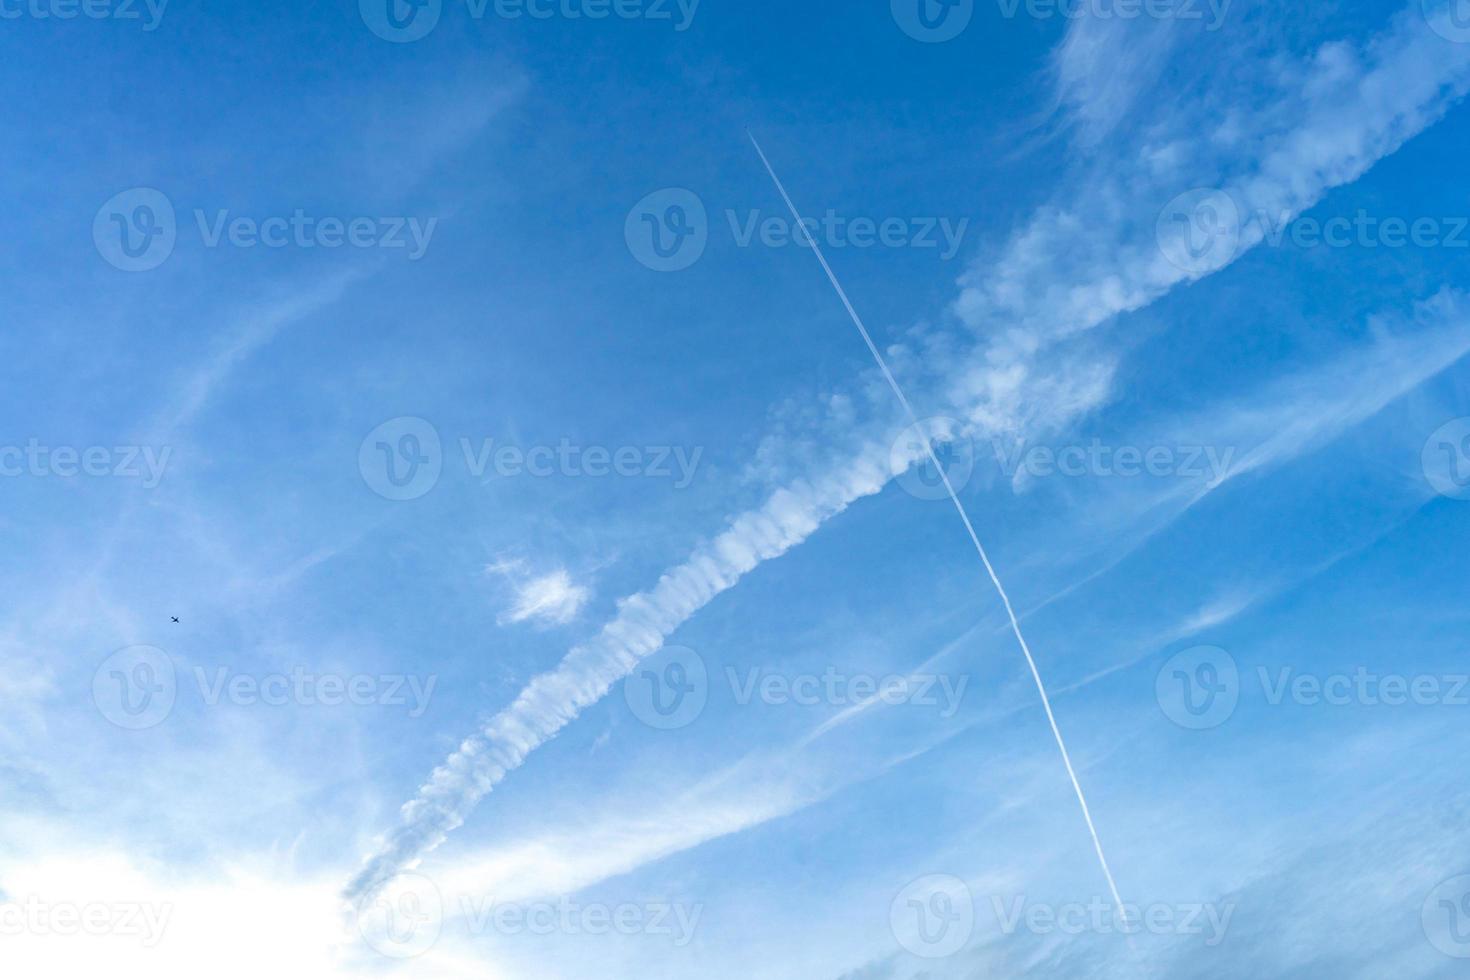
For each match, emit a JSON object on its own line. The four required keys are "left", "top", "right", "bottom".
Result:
{"left": 951, "top": 5, "right": 1470, "bottom": 438}
{"left": 489, "top": 560, "right": 591, "bottom": 628}
{"left": 347, "top": 444, "right": 905, "bottom": 901}
{"left": 347, "top": 4, "right": 1470, "bottom": 904}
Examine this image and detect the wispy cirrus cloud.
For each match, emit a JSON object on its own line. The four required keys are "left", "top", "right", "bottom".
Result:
{"left": 952, "top": 6, "right": 1470, "bottom": 424}
{"left": 407, "top": 287, "right": 1470, "bottom": 918}
{"left": 346, "top": 3, "right": 1470, "bottom": 905}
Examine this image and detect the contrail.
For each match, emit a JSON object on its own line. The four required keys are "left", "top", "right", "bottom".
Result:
{"left": 343, "top": 447, "right": 906, "bottom": 903}
{"left": 746, "top": 131, "right": 1131, "bottom": 923}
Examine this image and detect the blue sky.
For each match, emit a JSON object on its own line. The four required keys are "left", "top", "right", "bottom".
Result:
{"left": 4, "top": 0, "right": 1470, "bottom": 976}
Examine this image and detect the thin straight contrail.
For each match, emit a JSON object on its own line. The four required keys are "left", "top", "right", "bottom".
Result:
{"left": 747, "top": 131, "right": 1130, "bottom": 923}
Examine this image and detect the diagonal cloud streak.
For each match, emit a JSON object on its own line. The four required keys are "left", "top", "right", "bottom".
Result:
{"left": 345, "top": 446, "right": 905, "bottom": 900}
{"left": 346, "top": 5, "right": 1470, "bottom": 904}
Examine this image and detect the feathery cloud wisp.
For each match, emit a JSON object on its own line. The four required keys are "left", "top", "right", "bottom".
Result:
{"left": 488, "top": 560, "right": 590, "bottom": 627}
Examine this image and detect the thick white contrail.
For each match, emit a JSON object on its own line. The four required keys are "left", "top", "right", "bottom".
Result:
{"left": 747, "top": 131, "right": 1130, "bottom": 922}
{"left": 344, "top": 447, "right": 907, "bottom": 903}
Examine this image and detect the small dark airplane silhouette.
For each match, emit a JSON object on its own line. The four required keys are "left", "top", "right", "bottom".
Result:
{"left": 171, "top": 616, "right": 180, "bottom": 623}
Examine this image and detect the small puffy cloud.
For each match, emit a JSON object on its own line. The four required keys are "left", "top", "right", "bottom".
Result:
{"left": 487, "top": 560, "right": 589, "bottom": 628}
